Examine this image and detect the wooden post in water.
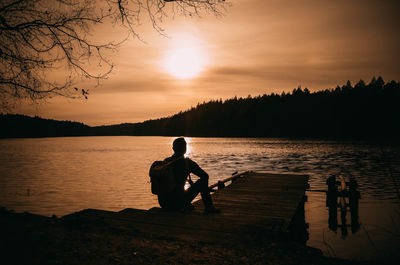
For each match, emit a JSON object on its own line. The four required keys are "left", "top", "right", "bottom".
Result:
{"left": 326, "top": 175, "right": 338, "bottom": 231}
{"left": 338, "top": 175, "right": 348, "bottom": 238}
{"left": 325, "top": 174, "right": 360, "bottom": 236}
{"left": 349, "top": 177, "right": 361, "bottom": 233}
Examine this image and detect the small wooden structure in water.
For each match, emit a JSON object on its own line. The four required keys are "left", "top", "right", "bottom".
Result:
{"left": 326, "top": 175, "right": 361, "bottom": 236}
{"left": 64, "top": 172, "right": 309, "bottom": 244}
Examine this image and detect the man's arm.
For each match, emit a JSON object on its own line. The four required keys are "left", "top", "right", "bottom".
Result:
{"left": 188, "top": 159, "right": 209, "bottom": 180}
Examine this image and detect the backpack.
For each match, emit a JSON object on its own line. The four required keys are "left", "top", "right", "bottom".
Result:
{"left": 149, "top": 157, "right": 182, "bottom": 195}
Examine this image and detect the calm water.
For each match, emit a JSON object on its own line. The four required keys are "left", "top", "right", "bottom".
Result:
{"left": 0, "top": 136, "right": 399, "bottom": 263}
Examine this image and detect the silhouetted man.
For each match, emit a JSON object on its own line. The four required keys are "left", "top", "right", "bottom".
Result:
{"left": 157, "top": 137, "right": 220, "bottom": 214}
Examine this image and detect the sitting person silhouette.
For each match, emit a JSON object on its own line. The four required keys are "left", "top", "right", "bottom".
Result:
{"left": 157, "top": 137, "right": 220, "bottom": 214}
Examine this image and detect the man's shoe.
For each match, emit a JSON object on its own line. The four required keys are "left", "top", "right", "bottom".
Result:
{"left": 204, "top": 206, "right": 221, "bottom": 214}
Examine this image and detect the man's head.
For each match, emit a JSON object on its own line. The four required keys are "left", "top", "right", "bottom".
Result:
{"left": 173, "top": 137, "right": 186, "bottom": 156}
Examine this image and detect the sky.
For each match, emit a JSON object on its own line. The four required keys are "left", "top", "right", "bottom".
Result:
{"left": 13, "top": 0, "right": 400, "bottom": 126}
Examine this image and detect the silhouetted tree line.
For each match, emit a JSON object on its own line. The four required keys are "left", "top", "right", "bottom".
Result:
{"left": 93, "top": 76, "right": 399, "bottom": 139}
{"left": 1, "top": 77, "right": 399, "bottom": 139}
{"left": 0, "top": 114, "right": 90, "bottom": 138}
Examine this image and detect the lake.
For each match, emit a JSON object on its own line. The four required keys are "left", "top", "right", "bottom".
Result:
{"left": 0, "top": 136, "right": 399, "bottom": 263}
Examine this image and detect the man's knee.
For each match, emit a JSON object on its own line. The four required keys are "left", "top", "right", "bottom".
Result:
{"left": 202, "top": 174, "right": 209, "bottom": 182}
{"left": 200, "top": 176, "right": 209, "bottom": 186}
{"left": 193, "top": 177, "right": 208, "bottom": 189}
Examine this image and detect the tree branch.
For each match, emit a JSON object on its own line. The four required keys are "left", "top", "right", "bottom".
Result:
{"left": 0, "top": 0, "right": 227, "bottom": 107}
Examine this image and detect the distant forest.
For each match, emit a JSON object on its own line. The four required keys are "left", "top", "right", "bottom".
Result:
{"left": 0, "top": 114, "right": 90, "bottom": 138}
{"left": 1, "top": 76, "right": 399, "bottom": 139}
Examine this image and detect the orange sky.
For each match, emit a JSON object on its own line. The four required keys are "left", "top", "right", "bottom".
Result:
{"left": 13, "top": 0, "right": 400, "bottom": 126}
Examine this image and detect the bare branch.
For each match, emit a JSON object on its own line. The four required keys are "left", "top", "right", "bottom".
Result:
{"left": 0, "top": 0, "right": 228, "bottom": 108}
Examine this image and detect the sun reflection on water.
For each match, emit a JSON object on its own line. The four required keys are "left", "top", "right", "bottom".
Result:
{"left": 185, "top": 137, "right": 192, "bottom": 157}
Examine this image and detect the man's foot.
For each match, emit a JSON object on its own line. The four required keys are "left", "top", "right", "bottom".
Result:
{"left": 204, "top": 206, "right": 221, "bottom": 214}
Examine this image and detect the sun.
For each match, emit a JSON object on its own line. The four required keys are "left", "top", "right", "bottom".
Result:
{"left": 162, "top": 35, "right": 207, "bottom": 79}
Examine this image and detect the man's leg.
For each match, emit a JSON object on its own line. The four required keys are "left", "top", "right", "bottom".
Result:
{"left": 184, "top": 177, "right": 215, "bottom": 210}
{"left": 158, "top": 193, "right": 184, "bottom": 212}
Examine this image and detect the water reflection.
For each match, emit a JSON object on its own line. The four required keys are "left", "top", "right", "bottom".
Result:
{"left": 0, "top": 137, "right": 399, "bottom": 216}
{"left": 0, "top": 136, "right": 399, "bottom": 262}
{"left": 289, "top": 195, "right": 309, "bottom": 244}
{"left": 326, "top": 175, "right": 361, "bottom": 238}
{"left": 306, "top": 176, "right": 399, "bottom": 263}
{"left": 184, "top": 137, "right": 193, "bottom": 157}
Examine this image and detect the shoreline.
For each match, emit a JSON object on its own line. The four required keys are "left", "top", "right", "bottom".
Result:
{"left": 0, "top": 208, "right": 374, "bottom": 265}
{"left": 2, "top": 134, "right": 400, "bottom": 143}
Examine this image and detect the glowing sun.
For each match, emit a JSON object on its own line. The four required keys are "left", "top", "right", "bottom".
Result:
{"left": 163, "top": 37, "right": 206, "bottom": 79}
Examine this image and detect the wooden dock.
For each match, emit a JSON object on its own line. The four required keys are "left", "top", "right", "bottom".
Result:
{"left": 63, "top": 172, "right": 309, "bottom": 244}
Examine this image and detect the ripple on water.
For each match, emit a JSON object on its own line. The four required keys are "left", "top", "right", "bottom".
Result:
{"left": 0, "top": 137, "right": 399, "bottom": 262}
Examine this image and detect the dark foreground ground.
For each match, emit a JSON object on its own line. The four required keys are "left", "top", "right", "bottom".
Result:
{"left": 0, "top": 208, "right": 373, "bottom": 265}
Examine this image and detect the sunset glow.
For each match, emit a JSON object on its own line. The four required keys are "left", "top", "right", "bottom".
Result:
{"left": 163, "top": 35, "right": 206, "bottom": 79}
{"left": 7, "top": 0, "right": 400, "bottom": 125}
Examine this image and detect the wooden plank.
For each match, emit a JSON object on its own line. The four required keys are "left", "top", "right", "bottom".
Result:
{"left": 63, "top": 209, "right": 283, "bottom": 244}
{"left": 62, "top": 172, "right": 309, "bottom": 244}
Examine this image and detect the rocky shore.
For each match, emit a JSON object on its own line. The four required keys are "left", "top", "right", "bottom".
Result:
{"left": 0, "top": 208, "right": 372, "bottom": 265}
